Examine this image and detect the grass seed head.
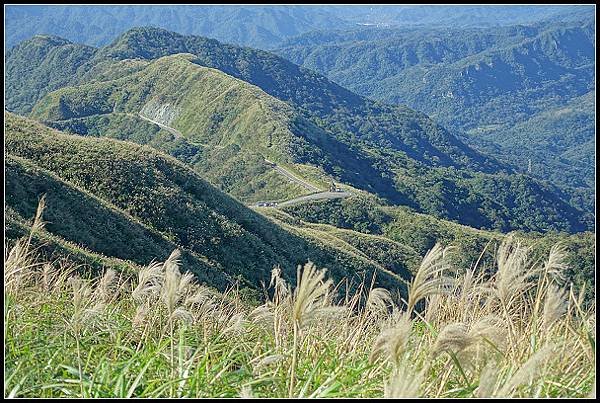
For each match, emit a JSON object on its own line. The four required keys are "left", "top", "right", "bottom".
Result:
{"left": 542, "top": 285, "right": 567, "bottom": 331}
{"left": 432, "top": 322, "right": 475, "bottom": 358}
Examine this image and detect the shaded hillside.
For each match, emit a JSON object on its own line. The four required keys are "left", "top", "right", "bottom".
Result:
{"left": 277, "top": 17, "right": 596, "bottom": 190}
{"left": 5, "top": 112, "right": 413, "bottom": 292}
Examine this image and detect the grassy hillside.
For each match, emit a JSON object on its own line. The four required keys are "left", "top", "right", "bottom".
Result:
{"left": 29, "top": 54, "right": 321, "bottom": 202}
{"left": 5, "top": 204, "right": 143, "bottom": 278}
{"left": 5, "top": 34, "right": 97, "bottom": 114}
{"left": 281, "top": 194, "right": 595, "bottom": 302}
{"left": 5, "top": 112, "right": 411, "bottom": 292}
{"left": 5, "top": 225, "right": 595, "bottom": 397}
{"left": 6, "top": 155, "right": 226, "bottom": 284}
{"left": 9, "top": 29, "right": 591, "bottom": 233}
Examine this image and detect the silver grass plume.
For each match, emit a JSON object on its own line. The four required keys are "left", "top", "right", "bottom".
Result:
{"left": 542, "top": 285, "right": 567, "bottom": 331}
{"left": 432, "top": 322, "right": 475, "bottom": 358}
{"left": 366, "top": 287, "right": 393, "bottom": 317}
{"left": 69, "top": 276, "right": 105, "bottom": 331}
{"left": 370, "top": 313, "right": 412, "bottom": 365}
{"left": 491, "top": 236, "right": 534, "bottom": 307}
{"left": 476, "top": 363, "right": 499, "bottom": 397}
{"left": 161, "top": 249, "right": 196, "bottom": 322}
{"left": 292, "top": 262, "right": 335, "bottom": 329}
{"left": 384, "top": 363, "right": 424, "bottom": 398}
{"left": 132, "top": 261, "right": 163, "bottom": 303}
{"left": 94, "top": 268, "right": 118, "bottom": 303}
{"left": 469, "top": 314, "right": 508, "bottom": 351}
{"left": 249, "top": 304, "right": 275, "bottom": 328}
{"left": 497, "top": 344, "right": 555, "bottom": 397}
{"left": 544, "top": 243, "right": 569, "bottom": 283}
{"left": 31, "top": 194, "right": 47, "bottom": 233}
{"left": 407, "top": 243, "right": 455, "bottom": 315}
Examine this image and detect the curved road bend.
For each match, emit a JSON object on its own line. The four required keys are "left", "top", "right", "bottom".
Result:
{"left": 133, "top": 111, "right": 352, "bottom": 207}
{"left": 275, "top": 191, "right": 352, "bottom": 207}
{"left": 264, "top": 159, "right": 321, "bottom": 193}
{"left": 136, "top": 113, "right": 183, "bottom": 139}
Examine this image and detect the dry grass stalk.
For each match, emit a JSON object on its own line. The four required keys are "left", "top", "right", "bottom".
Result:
{"left": 542, "top": 285, "right": 567, "bottom": 332}
{"left": 384, "top": 363, "right": 424, "bottom": 398}
{"left": 370, "top": 313, "right": 412, "bottom": 365}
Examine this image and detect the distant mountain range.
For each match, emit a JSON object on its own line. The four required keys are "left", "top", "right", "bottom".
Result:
{"left": 5, "top": 5, "right": 592, "bottom": 50}
{"left": 277, "top": 15, "right": 596, "bottom": 194}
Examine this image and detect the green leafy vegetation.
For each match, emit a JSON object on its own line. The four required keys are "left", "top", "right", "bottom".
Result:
{"left": 3, "top": 9, "right": 595, "bottom": 398}
{"left": 5, "top": 112, "right": 410, "bottom": 292}
{"left": 281, "top": 196, "right": 595, "bottom": 302}
{"left": 5, "top": 210, "right": 595, "bottom": 397}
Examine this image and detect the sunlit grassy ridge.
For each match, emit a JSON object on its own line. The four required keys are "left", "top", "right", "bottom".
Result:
{"left": 282, "top": 195, "right": 596, "bottom": 304}
{"left": 30, "top": 53, "right": 328, "bottom": 203}
{"left": 4, "top": 199, "right": 595, "bottom": 398}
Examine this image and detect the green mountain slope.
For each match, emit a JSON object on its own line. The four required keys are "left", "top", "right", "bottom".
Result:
{"left": 279, "top": 194, "right": 595, "bottom": 303}
{"left": 7, "top": 28, "right": 592, "bottom": 233}
{"left": 5, "top": 112, "right": 413, "bottom": 292}
{"left": 5, "top": 35, "right": 97, "bottom": 114}
{"left": 276, "top": 18, "right": 596, "bottom": 191}
{"left": 29, "top": 54, "right": 331, "bottom": 203}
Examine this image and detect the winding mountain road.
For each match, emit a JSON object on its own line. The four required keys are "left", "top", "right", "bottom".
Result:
{"left": 251, "top": 160, "right": 352, "bottom": 208}
{"left": 264, "top": 159, "right": 321, "bottom": 193}
{"left": 136, "top": 110, "right": 352, "bottom": 207}
{"left": 274, "top": 191, "right": 352, "bottom": 207}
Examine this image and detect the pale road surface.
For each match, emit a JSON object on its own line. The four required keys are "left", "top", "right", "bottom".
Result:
{"left": 136, "top": 113, "right": 183, "bottom": 139}
{"left": 275, "top": 191, "right": 352, "bottom": 207}
{"left": 136, "top": 111, "right": 352, "bottom": 207}
{"left": 137, "top": 112, "right": 226, "bottom": 148}
{"left": 264, "top": 159, "right": 321, "bottom": 193}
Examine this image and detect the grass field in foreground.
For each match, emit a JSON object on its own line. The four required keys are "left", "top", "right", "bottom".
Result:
{"left": 4, "top": 200, "right": 596, "bottom": 398}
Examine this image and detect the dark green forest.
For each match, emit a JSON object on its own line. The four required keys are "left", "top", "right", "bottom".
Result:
{"left": 277, "top": 16, "right": 595, "bottom": 193}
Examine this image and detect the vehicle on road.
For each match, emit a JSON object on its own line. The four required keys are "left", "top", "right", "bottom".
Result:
{"left": 256, "top": 201, "right": 278, "bottom": 207}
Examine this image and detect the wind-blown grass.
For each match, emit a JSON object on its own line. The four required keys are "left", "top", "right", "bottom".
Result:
{"left": 4, "top": 200, "right": 596, "bottom": 398}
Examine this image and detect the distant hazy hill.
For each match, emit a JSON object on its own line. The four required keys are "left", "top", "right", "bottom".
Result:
{"left": 4, "top": 5, "right": 354, "bottom": 50}
{"left": 277, "top": 16, "right": 595, "bottom": 192}
{"left": 5, "top": 5, "right": 590, "bottom": 50}
{"left": 320, "top": 5, "right": 593, "bottom": 28}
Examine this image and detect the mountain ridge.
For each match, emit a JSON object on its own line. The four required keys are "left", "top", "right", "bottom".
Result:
{"left": 6, "top": 27, "right": 593, "bottom": 233}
